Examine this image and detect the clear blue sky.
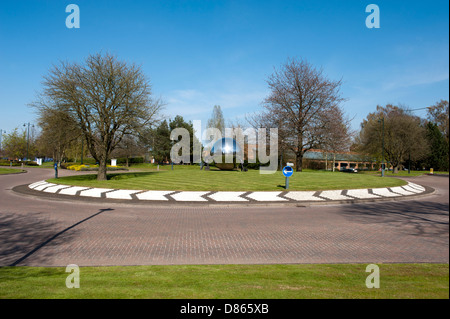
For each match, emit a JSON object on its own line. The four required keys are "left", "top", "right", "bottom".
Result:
{"left": 0, "top": 0, "right": 448, "bottom": 136}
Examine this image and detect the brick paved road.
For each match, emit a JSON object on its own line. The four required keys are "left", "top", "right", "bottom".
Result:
{"left": 0, "top": 167, "right": 448, "bottom": 266}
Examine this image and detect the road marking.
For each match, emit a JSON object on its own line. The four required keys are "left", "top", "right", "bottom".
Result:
{"left": 371, "top": 188, "right": 401, "bottom": 197}
{"left": 29, "top": 181, "right": 48, "bottom": 189}
{"left": 33, "top": 183, "right": 55, "bottom": 191}
{"left": 135, "top": 190, "right": 174, "bottom": 201}
{"left": 283, "top": 191, "right": 324, "bottom": 201}
{"left": 208, "top": 192, "right": 249, "bottom": 202}
{"left": 246, "top": 192, "right": 286, "bottom": 201}
{"left": 319, "top": 190, "right": 352, "bottom": 201}
{"left": 59, "top": 186, "right": 90, "bottom": 195}
{"left": 42, "top": 184, "right": 71, "bottom": 193}
{"left": 346, "top": 189, "right": 381, "bottom": 199}
{"left": 170, "top": 191, "right": 210, "bottom": 202}
{"left": 106, "top": 189, "right": 140, "bottom": 199}
{"left": 390, "top": 186, "right": 416, "bottom": 195}
{"left": 408, "top": 182, "right": 425, "bottom": 192}
{"left": 79, "top": 188, "right": 114, "bottom": 198}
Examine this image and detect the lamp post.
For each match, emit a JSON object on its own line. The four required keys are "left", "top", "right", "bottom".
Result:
{"left": 0, "top": 129, "right": 4, "bottom": 151}
{"left": 378, "top": 117, "right": 385, "bottom": 177}
{"left": 23, "top": 123, "right": 34, "bottom": 161}
{"left": 0, "top": 129, "right": 5, "bottom": 158}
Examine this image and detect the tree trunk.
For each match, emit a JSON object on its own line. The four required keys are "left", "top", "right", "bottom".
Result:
{"left": 296, "top": 152, "right": 303, "bottom": 172}
{"left": 97, "top": 158, "right": 108, "bottom": 180}
{"left": 393, "top": 165, "right": 399, "bottom": 174}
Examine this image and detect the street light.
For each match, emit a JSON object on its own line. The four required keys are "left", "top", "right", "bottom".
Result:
{"left": 0, "top": 129, "right": 5, "bottom": 157}
{"left": 378, "top": 117, "right": 385, "bottom": 177}
{"left": 23, "top": 123, "right": 34, "bottom": 161}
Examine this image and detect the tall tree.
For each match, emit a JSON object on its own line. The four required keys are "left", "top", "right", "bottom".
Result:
{"left": 357, "top": 105, "right": 428, "bottom": 173}
{"left": 207, "top": 105, "right": 225, "bottom": 135}
{"left": 169, "top": 115, "right": 199, "bottom": 163}
{"left": 2, "top": 128, "right": 28, "bottom": 160}
{"left": 320, "top": 105, "right": 353, "bottom": 171}
{"left": 35, "top": 108, "right": 82, "bottom": 164}
{"left": 255, "top": 57, "right": 345, "bottom": 171}
{"left": 152, "top": 120, "right": 171, "bottom": 163}
{"left": 425, "top": 122, "right": 449, "bottom": 171}
{"left": 32, "top": 52, "right": 163, "bottom": 180}
{"left": 427, "top": 100, "right": 449, "bottom": 144}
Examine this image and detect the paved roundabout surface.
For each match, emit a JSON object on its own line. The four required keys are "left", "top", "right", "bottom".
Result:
{"left": 0, "top": 167, "right": 448, "bottom": 266}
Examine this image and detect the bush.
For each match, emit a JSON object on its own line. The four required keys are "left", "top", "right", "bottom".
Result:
{"left": 116, "top": 157, "right": 144, "bottom": 165}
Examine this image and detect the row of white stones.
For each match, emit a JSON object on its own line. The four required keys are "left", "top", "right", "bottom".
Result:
{"left": 28, "top": 180, "right": 426, "bottom": 202}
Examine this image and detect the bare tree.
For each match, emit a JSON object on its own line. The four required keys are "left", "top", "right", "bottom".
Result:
{"left": 207, "top": 105, "right": 225, "bottom": 134}
{"left": 320, "top": 105, "right": 353, "bottom": 171}
{"left": 32, "top": 52, "right": 163, "bottom": 180}
{"left": 35, "top": 107, "right": 82, "bottom": 164}
{"left": 255, "top": 57, "right": 345, "bottom": 171}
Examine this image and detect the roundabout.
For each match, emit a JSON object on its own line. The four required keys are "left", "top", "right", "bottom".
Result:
{"left": 0, "top": 166, "right": 448, "bottom": 268}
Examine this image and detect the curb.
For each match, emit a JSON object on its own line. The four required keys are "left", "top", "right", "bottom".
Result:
{"left": 12, "top": 180, "right": 436, "bottom": 207}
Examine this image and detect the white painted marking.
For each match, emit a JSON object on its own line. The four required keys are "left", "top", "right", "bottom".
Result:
{"left": 42, "top": 184, "right": 71, "bottom": 193}
{"left": 136, "top": 190, "right": 173, "bottom": 201}
{"left": 402, "top": 185, "right": 423, "bottom": 194}
{"left": 371, "top": 188, "right": 401, "bottom": 197}
{"left": 105, "top": 189, "right": 140, "bottom": 199}
{"left": 246, "top": 192, "right": 286, "bottom": 201}
{"left": 170, "top": 191, "right": 210, "bottom": 202}
{"left": 33, "top": 183, "right": 55, "bottom": 191}
{"left": 408, "top": 182, "right": 425, "bottom": 192}
{"left": 319, "top": 190, "right": 351, "bottom": 201}
{"left": 208, "top": 192, "right": 248, "bottom": 202}
{"left": 390, "top": 186, "right": 415, "bottom": 195}
{"left": 29, "top": 181, "right": 48, "bottom": 189}
{"left": 283, "top": 191, "right": 324, "bottom": 201}
{"left": 79, "top": 188, "right": 114, "bottom": 198}
{"left": 346, "top": 189, "right": 381, "bottom": 199}
{"left": 58, "top": 186, "right": 90, "bottom": 195}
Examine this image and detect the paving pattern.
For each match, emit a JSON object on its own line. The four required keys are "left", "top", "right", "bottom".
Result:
{"left": 0, "top": 168, "right": 447, "bottom": 266}
{"left": 27, "top": 180, "right": 429, "bottom": 204}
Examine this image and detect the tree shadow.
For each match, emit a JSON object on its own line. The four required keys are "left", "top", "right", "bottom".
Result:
{"left": 338, "top": 200, "right": 449, "bottom": 240}
{"left": 0, "top": 208, "right": 113, "bottom": 266}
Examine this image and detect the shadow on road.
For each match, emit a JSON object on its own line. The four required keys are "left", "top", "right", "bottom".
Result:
{"left": 339, "top": 200, "right": 449, "bottom": 240}
{"left": 0, "top": 208, "right": 113, "bottom": 266}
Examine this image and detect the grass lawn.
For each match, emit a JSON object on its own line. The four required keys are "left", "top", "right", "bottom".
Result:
{"left": 0, "top": 168, "right": 25, "bottom": 175}
{"left": 0, "top": 264, "right": 447, "bottom": 299}
{"left": 46, "top": 165, "right": 407, "bottom": 191}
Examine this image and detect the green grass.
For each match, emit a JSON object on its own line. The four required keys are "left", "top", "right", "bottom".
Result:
{"left": 0, "top": 264, "right": 447, "bottom": 299}
{"left": 46, "top": 166, "right": 407, "bottom": 191}
{"left": 0, "top": 168, "right": 25, "bottom": 175}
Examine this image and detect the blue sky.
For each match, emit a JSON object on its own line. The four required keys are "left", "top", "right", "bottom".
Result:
{"left": 0, "top": 0, "right": 448, "bottom": 136}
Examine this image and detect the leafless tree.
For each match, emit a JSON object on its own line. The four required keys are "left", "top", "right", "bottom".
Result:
{"left": 32, "top": 52, "right": 163, "bottom": 180}
{"left": 35, "top": 107, "right": 82, "bottom": 163}
{"left": 320, "top": 105, "right": 354, "bottom": 171}
{"left": 252, "top": 57, "right": 346, "bottom": 171}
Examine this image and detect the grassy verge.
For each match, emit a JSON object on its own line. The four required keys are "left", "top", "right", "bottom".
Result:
{"left": 0, "top": 168, "right": 25, "bottom": 175}
{"left": 0, "top": 264, "right": 447, "bottom": 299}
{"left": 46, "top": 166, "right": 407, "bottom": 191}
